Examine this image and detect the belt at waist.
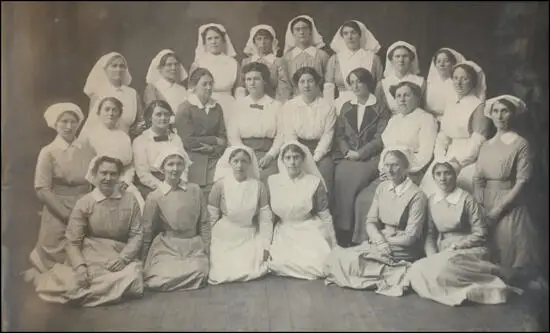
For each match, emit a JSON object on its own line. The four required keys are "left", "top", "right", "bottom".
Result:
{"left": 242, "top": 137, "right": 274, "bottom": 152}
{"left": 52, "top": 184, "right": 91, "bottom": 196}
{"left": 163, "top": 230, "right": 197, "bottom": 238}
{"left": 483, "top": 179, "right": 513, "bottom": 190}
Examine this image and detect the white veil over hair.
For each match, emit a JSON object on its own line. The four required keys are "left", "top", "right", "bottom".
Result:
{"left": 194, "top": 23, "right": 237, "bottom": 62}
{"left": 283, "top": 15, "right": 325, "bottom": 55}
{"left": 277, "top": 141, "right": 326, "bottom": 190}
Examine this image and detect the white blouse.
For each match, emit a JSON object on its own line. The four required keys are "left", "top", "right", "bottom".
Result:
{"left": 132, "top": 128, "right": 188, "bottom": 190}
{"left": 337, "top": 48, "right": 375, "bottom": 83}
{"left": 230, "top": 95, "right": 284, "bottom": 157}
{"left": 154, "top": 78, "right": 188, "bottom": 113}
{"left": 282, "top": 96, "right": 337, "bottom": 161}
{"left": 380, "top": 107, "right": 438, "bottom": 173}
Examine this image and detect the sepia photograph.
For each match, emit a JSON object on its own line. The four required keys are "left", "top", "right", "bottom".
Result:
{"left": 1, "top": 1, "right": 549, "bottom": 331}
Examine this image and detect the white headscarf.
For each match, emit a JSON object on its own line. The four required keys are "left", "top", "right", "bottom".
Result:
{"left": 194, "top": 23, "right": 237, "bottom": 62}
{"left": 277, "top": 141, "right": 326, "bottom": 190}
{"left": 483, "top": 94, "right": 527, "bottom": 118}
{"left": 85, "top": 155, "right": 121, "bottom": 185}
{"left": 381, "top": 145, "right": 415, "bottom": 173}
{"left": 329, "top": 20, "right": 381, "bottom": 54}
{"left": 83, "top": 52, "right": 132, "bottom": 97}
{"left": 43, "top": 102, "right": 85, "bottom": 129}
{"left": 453, "top": 60, "right": 487, "bottom": 101}
{"left": 427, "top": 47, "right": 465, "bottom": 84}
{"left": 283, "top": 15, "right": 325, "bottom": 55}
{"left": 431, "top": 156, "right": 462, "bottom": 177}
{"left": 243, "top": 24, "right": 280, "bottom": 57}
{"left": 213, "top": 145, "right": 260, "bottom": 182}
{"left": 384, "top": 41, "right": 420, "bottom": 79}
{"left": 152, "top": 146, "right": 193, "bottom": 173}
{"left": 145, "top": 49, "right": 188, "bottom": 86}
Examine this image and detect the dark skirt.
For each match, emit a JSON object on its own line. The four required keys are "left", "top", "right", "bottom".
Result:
{"left": 298, "top": 138, "right": 335, "bottom": 200}
{"left": 242, "top": 137, "right": 279, "bottom": 184}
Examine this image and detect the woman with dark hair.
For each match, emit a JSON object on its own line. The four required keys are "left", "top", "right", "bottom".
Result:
{"left": 332, "top": 67, "right": 390, "bottom": 247}
{"left": 474, "top": 95, "right": 546, "bottom": 289}
{"left": 282, "top": 66, "right": 336, "bottom": 198}
{"left": 408, "top": 159, "right": 520, "bottom": 306}
{"left": 141, "top": 146, "right": 210, "bottom": 292}
{"left": 208, "top": 146, "right": 273, "bottom": 284}
{"left": 325, "top": 20, "right": 384, "bottom": 111}
{"left": 282, "top": 15, "right": 331, "bottom": 96}
{"left": 237, "top": 25, "right": 292, "bottom": 102}
{"left": 133, "top": 100, "right": 190, "bottom": 198}
{"left": 421, "top": 61, "right": 490, "bottom": 196}
{"left": 175, "top": 67, "right": 227, "bottom": 198}
{"left": 144, "top": 49, "right": 189, "bottom": 114}
{"left": 230, "top": 62, "right": 284, "bottom": 183}
{"left": 33, "top": 156, "right": 144, "bottom": 307}
{"left": 80, "top": 52, "right": 145, "bottom": 139}
{"left": 189, "top": 23, "right": 239, "bottom": 127}
{"left": 268, "top": 141, "right": 337, "bottom": 280}
{"left": 325, "top": 149, "right": 427, "bottom": 295}
{"left": 425, "top": 48, "right": 465, "bottom": 121}
{"left": 375, "top": 41, "right": 426, "bottom": 115}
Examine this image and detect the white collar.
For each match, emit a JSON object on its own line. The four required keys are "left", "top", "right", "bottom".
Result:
{"left": 291, "top": 46, "right": 318, "bottom": 59}
{"left": 91, "top": 187, "right": 123, "bottom": 202}
{"left": 51, "top": 135, "right": 81, "bottom": 151}
{"left": 499, "top": 132, "right": 519, "bottom": 145}
{"left": 155, "top": 77, "right": 181, "bottom": 92}
{"left": 250, "top": 53, "right": 276, "bottom": 65}
{"left": 350, "top": 94, "right": 377, "bottom": 108}
{"left": 187, "top": 94, "right": 217, "bottom": 109}
{"left": 158, "top": 181, "right": 187, "bottom": 195}
{"left": 389, "top": 177, "right": 413, "bottom": 197}
{"left": 245, "top": 94, "right": 273, "bottom": 106}
{"left": 433, "top": 187, "right": 465, "bottom": 205}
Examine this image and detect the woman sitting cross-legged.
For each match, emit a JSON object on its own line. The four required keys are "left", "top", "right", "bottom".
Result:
{"left": 141, "top": 147, "right": 210, "bottom": 292}
{"left": 267, "top": 141, "right": 337, "bottom": 280}
{"left": 33, "top": 156, "right": 144, "bottom": 307}
{"left": 208, "top": 146, "right": 273, "bottom": 284}
{"left": 324, "top": 149, "right": 427, "bottom": 296}
{"left": 407, "top": 159, "right": 521, "bottom": 306}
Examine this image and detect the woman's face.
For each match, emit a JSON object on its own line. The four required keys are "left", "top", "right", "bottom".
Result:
{"left": 349, "top": 73, "right": 370, "bottom": 98}
{"left": 159, "top": 55, "right": 180, "bottom": 83}
{"left": 452, "top": 67, "right": 474, "bottom": 97}
{"left": 435, "top": 52, "right": 453, "bottom": 79}
{"left": 282, "top": 149, "right": 305, "bottom": 178}
{"left": 194, "top": 75, "right": 214, "bottom": 101}
{"left": 391, "top": 47, "right": 412, "bottom": 74}
{"left": 230, "top": 151, "right": 251, "bottom": 180}
{"left": 384, "top": 153, "right": 407, "bottom": 184}
{"left": 245, "top": 70, "right": 266, "bottom": 98}
{"left": 254, "top": 33, "right": 273, "bottom": 55}
{"left": 292, "top": 21, "right": 312, "bottom": 45}
{"left": 433, "top": 164, "right": 457, "bottom": 193}
{"left": 490, "top": 101, "right": 514, "bottom": 131}
{"left": 151, "top": 106, "right": 172, "bottom": 131}
{"left": 163, "top": 155, "right": 185, "bottom": 181}
{"left": 99, "top": 100, "right": 121, "bottom": 128}
{"left": 342, "top": 26, "right": 361, "bottom": 51}
{"left": 298, "top": 73, "right": 319, "bottom": 99}
{"left": 205, "top": 29, "right": 224, "bottom": 55}
{"left": 96, "top": 161, "right": 120, "bottom": 195}
{"left": 55, "top": 111, "right": 79, "bottom": 142}
{"left": 395, "top": 85, "right": 419, "bottom": 115}
{"left": 104, "top": 56, "right": 126, "bottom": 85}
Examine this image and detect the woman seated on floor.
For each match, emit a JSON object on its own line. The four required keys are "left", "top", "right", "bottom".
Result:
{"left": 324, "top": 149, "right": 427, "bottom": 296}
{"left": 407, "top": 159, "right": 521, "bottom": 306}
{"left": 268, "top": 141, "right": 337, "bottom": 280}
{"left": 141, "top": 146, "right": 210, "bottom": 292}
{"left": 33, "top": 156, "right": 144, "bottom": 307}
{"left": 208, "top": 146, "right": 273, "bottom": 284}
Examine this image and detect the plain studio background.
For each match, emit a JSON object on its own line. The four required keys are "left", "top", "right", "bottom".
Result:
{"left": 1, "top": 1, "right": 548, "bottom": 331}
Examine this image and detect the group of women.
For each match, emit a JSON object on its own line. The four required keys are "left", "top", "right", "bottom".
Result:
{"left": 23, "top": 14, "right": 546, "bottom": 309}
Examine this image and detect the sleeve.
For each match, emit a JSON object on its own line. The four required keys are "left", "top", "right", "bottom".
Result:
{"left": 132, "top": 92, "right": 144, "bottom": 128}
{"left": 371, "top": 56, "right": 384, "bottom": 84}
{"left": 313, "top": 107, "right": 337, "bottom": 161}
{"left": 424, "top": 213, "right": 439, "bottom": 256}
{"left": 455, "top": 195, "right": 487, "bottom": 250}
{"left": 458, "top": 104, "right": 488, "bottom": 167}
{"left": 198, "top": 187, "right": 211, "bottom": 251}
{"left": 143, "top": 84, "right": 158, "bottom": 109}
{"left": 374, "top": 82, "right": 389, "bottom": 113}
{"left": 334, "top": 112, "right": 351, "bottom": 156}
{"left": 433, "top": 130, "right": 451, "bottom": 160}
{"left": 132, "top": 137, "right": 163, "bottom": 190}
{"left": 207, "top": 181, "right": 223, "bottom": 227}
{"left": 323, "top": 55, "right": 337, "bottom": 103}
{"left": 121, "top": 161, "right": 136, "bottom": 186}
{"left": 274, "top": 59, "right": 292, "bottom": 102}
{"left": 235, "top": 59, "right": 247, "bottom": 99}
{"left": 409, "top": 114, "right": 438, "bottom": 173}
{"left": 473, "top": 148, "right": 486, "bottom": 204}
{"left": 227, "top": 110, "right": 244, "bottom": 147}
{"left": 387, "top": 192, "right": 428, "bottom": 247}
{"left": 175, "top": 103, "right": 202, "bottom": 150}
{"left": 140, "top": 192, "right": 160, "bottom": 260}
{"left": 65, "top": 197, "right": 90, "bottom": 269}
{"left": 267, "top": 103, "right": 286, "bottom": 158}
{"left": 34, "top": 149, "right": 71, "bottom": 222}
{"left": 319, "top": 50, "right": 330, "bottom": 76}
{"left": 257, "top": 182, "right": 274, "bottom": 250}
{"left": 281, "top": 104, "right": 299, "bottom": 142}
{"left": 174, "top": 136, "right": 190, "bottom": 183}
{"left": 213, "top": 108, "right": 228, "bottom": 157}
{"left": 365, "top": 185, "right": 387, "bottom": 244}
{"left": 119, "top": 196, "right": 144, "bottom": 263}
{"left": 515, "top": 140, "right": 533, "bottom": 183}
{"left": 312, "top": 181, "right": 337, "bottom": 246}
{"left": 419, "top": 80, "right": 427, "bottom": 109}
{"left": 357, "top": 107, "right": 389, "bottom": 161}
